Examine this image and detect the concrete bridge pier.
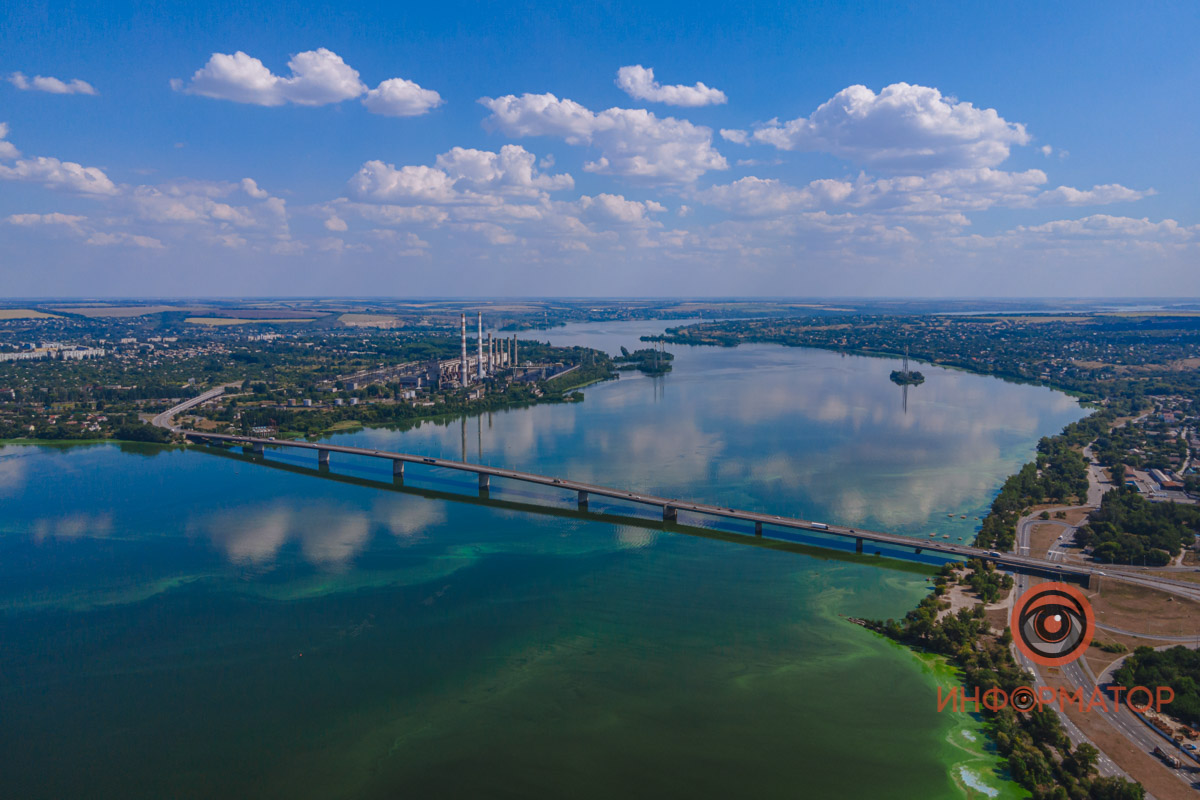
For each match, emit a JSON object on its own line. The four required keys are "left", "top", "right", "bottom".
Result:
{"left": 663, "top": 504, "right": 677, "bottom": 522}
{"left": 393, "top": 460, "right": 405, "bottom": 479}
{"left": 755, "top": 521, "right": 763, "bottom": 536}
{"left": 855, "top": 537, "right": 863, "bottom": 554}
{"left": 250, "top": 442, "right": 264, "bottom": 455}
{"left": 577, "top": 490, "right": 589, "bottom": 508}
{"left": 478, "top": 473, "right": 490, "bottom": 492}
{"left": 318, "top": 449, "right": 330, "bottom": 466}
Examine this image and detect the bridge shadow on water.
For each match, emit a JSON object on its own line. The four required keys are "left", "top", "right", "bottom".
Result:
{"left": 199, "top": 444, "right": 957, "bottom": 578}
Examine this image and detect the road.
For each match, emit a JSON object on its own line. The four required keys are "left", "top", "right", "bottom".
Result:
{"left": 1012, "top": 483, "right": 1199, "bottom": 791}
{"left": 1083, "top": 444, "right": 1114, "bottom": 507}
{"left": 151, "top": 385, "right": 234, "bottom": 430}
{"left": 1061, "top": 638, "right": 1200, "bottom": 790}
{"left": 1009, "top": 565, "right": 1133, "bottom": 781}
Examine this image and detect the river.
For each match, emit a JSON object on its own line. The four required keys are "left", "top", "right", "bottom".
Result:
{"left": 0, "top": 319, "right": 1084, "bottom": 798}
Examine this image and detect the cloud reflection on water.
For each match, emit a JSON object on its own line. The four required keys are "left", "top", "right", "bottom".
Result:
{"left": 191, "top": 496, "right": 446, "bottom": 569}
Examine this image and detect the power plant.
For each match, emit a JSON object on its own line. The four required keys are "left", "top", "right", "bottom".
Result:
{"left": 449, "top": 311, "right": 515, "bottom": 388}
{"left": 330, "top": 311, "right": 535, "bottom": 395}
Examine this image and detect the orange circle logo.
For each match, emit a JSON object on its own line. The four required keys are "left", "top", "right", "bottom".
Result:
{"left": 1011, "top": 583, "right": 1094, "bottom": 667}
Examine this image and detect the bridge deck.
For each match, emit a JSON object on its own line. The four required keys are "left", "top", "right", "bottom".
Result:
{"left": 185, "top": 431, "right": 1095, "bottom": 582}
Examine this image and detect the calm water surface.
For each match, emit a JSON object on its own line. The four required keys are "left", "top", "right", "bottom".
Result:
{"left": 0, "top": 321, "right": 1082, "bottom": 799}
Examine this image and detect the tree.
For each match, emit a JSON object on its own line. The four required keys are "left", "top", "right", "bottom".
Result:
{"left": 1063, "top": 743, "right": 1099, "bottom": 778}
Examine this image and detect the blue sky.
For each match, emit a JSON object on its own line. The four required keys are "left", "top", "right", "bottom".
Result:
{"left": 1, "top": 0, "right": 1197, "bottom": 297}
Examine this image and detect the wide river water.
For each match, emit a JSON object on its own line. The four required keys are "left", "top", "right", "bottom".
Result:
{"left": 0, "top": 320, "right": 1084, "bottom": 799}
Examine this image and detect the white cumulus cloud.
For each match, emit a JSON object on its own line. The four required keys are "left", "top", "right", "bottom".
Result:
{"left": 6, "top": 212, "right": 88, "bottom": 233}
{"left": 1035, "top": 184, "right": 1154, "bottom": 206}
{"left": 616, "top": 65, "right": 727, "bottom": 107}
{"left": 752, "top": 82, "right": 1031, "bottom": 171}
{"left": 348, "top": 162, "right": 458, "bottom": 204}
{"left": 348, "top": 144, "right": 573, "bottom": 204}
{"left": 436, "top": 145, "right": 574, "bottom": 195}
{"left": 241, "top": 177, "right": 269, "bottom": 198}
{"left": 179, "top": 48, "right": 365, "bottom": 106}
{"left": 695, "top": 168, "right": 1151, "bottom": 221}
{"left": 480, "top": 93, "right": 727, "bottom": 182}
{"left": 177, "top": 48, "right": 441, "bottom": 116}
{"left": 0, "top": 155, "right": 118, "bottom": 195}
{"left": 8, "top": 72, "right": 97, "bottom": 95}
{"left": 85, "top": 231, "right": 165, "bottom": 249}
{"left": 1016, "top": 215, "right": 1197, "bottom": 241}
{"left": 576, "top": 193, "right": 666, "bottom": 226}
{"left": 0, "top": 122, "right": 18, "bottom": 160}
{"left": 362, "top": 78, "right": 443, "bottom": 116}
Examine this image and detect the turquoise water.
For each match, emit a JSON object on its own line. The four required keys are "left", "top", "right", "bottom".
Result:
{"left": 0, "top": 322, "right": 1079, "bottom": 798}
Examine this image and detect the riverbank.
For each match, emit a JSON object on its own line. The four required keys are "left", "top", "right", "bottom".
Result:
{"left": 863, "top": 562, "right": 1145, "bottom": 798}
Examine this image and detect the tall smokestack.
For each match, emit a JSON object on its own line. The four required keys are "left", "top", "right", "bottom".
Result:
{"left": 460, "top": 313, "right": 468, "bottom": 386}
{"left": 477, "top": 312, "right": 484, "bottom": 380}
{"left": 488, "top": 333, "right": 493, "bottom": 371}
{"left": 513, "top": 335, "right": 518, "bottom": 368}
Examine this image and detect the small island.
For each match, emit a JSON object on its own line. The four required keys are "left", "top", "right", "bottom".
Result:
{"left": 889, "top": 345, "right": 924, "bottom": 385}
{"left": 890, "top": 369, "right": 925, "bottom": 386}
{"left": 615, "top": 345, "right": 674, "bottom": 374}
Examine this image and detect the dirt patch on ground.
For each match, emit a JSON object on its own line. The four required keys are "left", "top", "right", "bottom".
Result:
{"left": 51, "top": 305, "right": 182, "bottom": 317}
{"left": 1086, "top": 580, "right": 1200, "bottom": 638}
{"left": 1042, "top": 669, "right": 1198, "bottom": 800}
{"left": 1030, "top": 522, "right": 1070, "bottom": 556}
{"left": 0, "top": 308, "right": 61, "bottom": 319}
{"left": 338, "top": 313, "right": 406, "bottom": 328}
{"left": 984, "top": 605, "right": 1009, "bottom": 634}
{"left": 1062, "top": 508, "right": 1091, "bottom": 526}
{"left": 936, "top": 581, "right": 985, "bottom": 621}
{"left": 184, "top": 317, "right": 317, "bottom": 326}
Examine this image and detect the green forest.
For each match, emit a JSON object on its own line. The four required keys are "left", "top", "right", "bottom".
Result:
{"left": 1075, "top": 489, "right": 1200, "bottom": 565}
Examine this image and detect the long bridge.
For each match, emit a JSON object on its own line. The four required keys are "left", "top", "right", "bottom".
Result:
{"left": 183, "top": 431, "right": 1101, "bottom": 584}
